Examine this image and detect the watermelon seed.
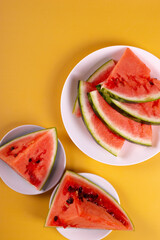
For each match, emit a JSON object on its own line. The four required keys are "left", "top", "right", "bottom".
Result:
{"left": 10, "top": 146, "right": 15, "bottom": 151}
{"left": 91, "top": 194, "right": 98, "bottom": 199}
{"left": 36, "top": 160, "right": 40, "bottom": 163}
{"left": 14, "top": 154, "right": 18, "bottom": 157}
{"left": 68, "top": 186, "right": 76, "bottom": 192}
{"left": 78, "top": 188, "right": 83, "bottom": 202}
{"left": 66, "top": 197, "right": 74, "bottom": 204}
{"left": 29, "top": 158, "right": 32, "bottom": 162}
{"left": 78, "top": 187, "right": 82, "bottom": 192}
{"left": 84, "top": 193, "right": 98, "bottom": 200}
{"left": 149, "top": 81, "right": 154, "bottom": 85}
{"left": 83, "top": 193, "right": 89, "bottom": 198}
{"left": 54, "top": 216, "right": 58, "bottom": 221}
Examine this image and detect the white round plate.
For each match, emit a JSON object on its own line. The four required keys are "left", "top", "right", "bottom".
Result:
{"left": 61, "top": 45, "right": 160, "bottom": 166}
{"left": 0, "top": 125, "right": 66, "bottom": 195}
{"left": 49, "top": 172, "right": 120, "bottom": 240}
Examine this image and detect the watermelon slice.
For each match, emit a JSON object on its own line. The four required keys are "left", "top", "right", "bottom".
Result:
{"left": 73, "top": 59, "right": 115, "bottom": 117}
{"left": 97, "top": 48, "right": 160, "bottom": 103}
{"left": 78, "top": 80, "right": 125, "bottom": 156}
{"left": 107, "top": 98, "right": 160, "bottom": 124}
{"left": 88, "top": 90, "right": 152, "bottom": 146}
{"left": 0, "top": 128, "right": 58, "bottom": 190}
{"left": 45, "top": 170, "right": 134, "bottom": 230}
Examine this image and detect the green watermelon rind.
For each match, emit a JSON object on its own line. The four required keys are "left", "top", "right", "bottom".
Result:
{"left": 45, "top": 170, "right": 134, "bottom": 230}
{"left": 72, "top": 95, "right": 79, "bottom": 114}
{"left": 109, "top": 98, "right": 160, "bottom": 125}
{"left": 78, "top": 80, "right": 121, "bottom": 156}
{"left": 88, "top": 91, "right": 152, "bottom": 146}
{"left": 87, "top": 59, "right": 115, "bottom": 83}
{"left": 97, "top": 84, "right": 160, "bottom": 103}
{"left": 72, "top": 59, "right": 115, "bottom": 115}
{"left": 0, "top": 127, "right": 58, "bottom": 191}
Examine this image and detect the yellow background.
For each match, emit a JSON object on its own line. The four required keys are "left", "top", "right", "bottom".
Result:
{"left": 0, "top": 0, "right": 160, "bottom": 239}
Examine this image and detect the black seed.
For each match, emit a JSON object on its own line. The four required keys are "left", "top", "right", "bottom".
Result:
{"left": 92, "top": 194, "right": 98, "bottom": 199}
{"left": 78, "top": 187, "right": 83, "bottom": 193}
{"left": 10, "top": 146, "right": 15, "bottom": 151}
{"left": 29, "top": 158, "right": 32, "bottom": 162}
{"left": 84, "top": 193, "right": 89, "bottom": 198}
{"left": 78, "top": 187, "right": 83, "bottom": 200}
{"left": 66, "top": 197, "right": 74, "bottom": 204}
{"left": 149, "top": 81, "right": 154, "bottom": 85}
{"left": 14, "top": 154, "right": 18, "bottom": 157}
{"left": 68, "top": 186, "right": 76, "bottom": 192}
{"left": 78, "top": 189, "right": 83, "bottom": 201}
{"left": 83, "top": 193, "right": 98, "bottom": 200}
{"left": 36, "top": 160, "right": 40, "bottom": 163}
{"left": 90, "top": 194, "right": 94, "bottom": 198}
{"left": 54, "top": 216, "right": 58, "bottom": 221}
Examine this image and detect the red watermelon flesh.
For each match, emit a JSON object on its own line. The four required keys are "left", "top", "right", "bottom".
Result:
{"left": 0, "top": 128, "right": 58, "bottom": 190}
{"left": 45, "top": 171, "right": 133, "bottom": 230}
{"left": 99, "top": 48, "right": 160, "bottom": 102}
{"left": 73, "top": 59, "right": 116, "bottom": 117}
{"left": 78, "top": 80, "right": 125, "bottom": 156}
{"left": 88, "top": 90, "right": 152, "bottom": 146}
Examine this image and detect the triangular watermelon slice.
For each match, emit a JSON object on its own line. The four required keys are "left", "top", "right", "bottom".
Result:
{"left": 78, "top": 80, "right": 125, "bottom": 156}
{"left": 45, "top": 171, "right": 134, "bottom": 230}
{"left": 98, "top": 48, "right": 160, "bottom": 103}
{"left": 73, "top": 59, "right": 115, "bottom": 117}
{"left": 0, "top": 128, "right": 58, "bottom": 190}
{"left": 88, "top": 90, "right": 152, "bottom": 146}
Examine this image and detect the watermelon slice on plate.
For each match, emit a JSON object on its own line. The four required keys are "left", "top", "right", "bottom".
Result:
{"left": 78, "top": 80, "right": 125, "bottom": 156}
{"left": 88, "top": 90, "right": 152, "bottom": 146}
{"left": 0, "top": 127, "right": 58, "bottom": 190}
{"left": 45, "top": 170, "right": 134, "bottom": 231}
{"left": 98, "top": 48, "right": 160, "bottom": 103}
{"left": 73, "top": 59, "right": 115, "bottom": 117}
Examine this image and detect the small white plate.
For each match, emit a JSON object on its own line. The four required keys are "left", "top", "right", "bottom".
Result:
{"left": 49, "top": 172, "right": 120, "bottom": 240}
{"left": 0, "top": 125, "right": 66, "bottom": 195}
{"left": 61, "top": 45, "right": 160, "bottom": 166}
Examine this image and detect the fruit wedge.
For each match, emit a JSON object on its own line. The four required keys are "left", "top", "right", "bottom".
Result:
{"left": 45, "top": 170, "right": 134, "bottom": 230}
{"left": 0, "top": 128, "right": 58, "bottom": 190}
{"left": 97, "top": 48, "right": 160, "bottom": 103}
{"left": 78, "top": 80, "right": 124, "bottom": 156}
{"left": 88, "top": 90, "right": 152, "bottom": 146}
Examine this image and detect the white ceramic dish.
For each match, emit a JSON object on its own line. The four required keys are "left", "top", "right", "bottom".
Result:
{"left": 0, "top": 125, "right": 66, "bottom": 195}
{"left": 61, "top": 45, "right": 160, "bottom": 166}
{"left": 49, "top": 172, "right": 120, "bottom": 240}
